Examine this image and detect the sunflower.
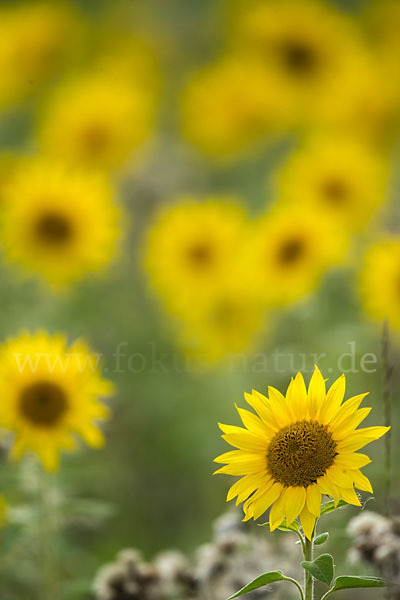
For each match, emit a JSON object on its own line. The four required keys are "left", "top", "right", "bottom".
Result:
{"left": 177, "top": 277, "right": 268, "bottom": 364}
{"left": 144, "top": 197, "right": 247, "bottom": 316}
{"left": 181, "top": 55, "right": 289, "bottom": 158}
{"left": 0, "top": 332, "right": 114, "bottom": 471}
{"left": 0, "top": 1, "right": 80, "bottom": 109}
{"left": 277, "top": 134, "right": 388, "bottom": 231}
{"left": 0, "top": 158, "right": 121, "bottom": 286}
{"left": 214, "top": 367, "right": 389, "bottom": 539}
{"left": 38, "top": 69, "right": 157, "bottom": 169}
{"left": 246, "top": 207, "right": 346, "bottom": 307}
{"left": 228, "top": 0, "right": 372, "bottom": 127}
{"left": 360, "top": 238, "right": 400, "bottom": 330}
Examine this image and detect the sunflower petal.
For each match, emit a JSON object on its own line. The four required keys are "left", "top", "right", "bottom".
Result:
{"left": 339, "top": 487, "right": 361, "bottom": 506}
{"left": 319, "top": 374, "right": 345, "bottom": 423}
{"left": 334, "top": 453, "right": 371, "bottom": 469}
{"left": 306, "top": 483, "right": 322, "bottom": 517}
{"left": 284, "top": 486, "right": 306, "bottom": 525}
{"left": 300, "top": 505, "right": 317, "bottom": 541}
{"left": 352, "top": 470, "right": 373, "bottom": 493}
{"left": 308, "top": 366, "right": 326, "bottom": 418}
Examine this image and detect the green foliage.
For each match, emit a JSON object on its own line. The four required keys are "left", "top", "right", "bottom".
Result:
{"left": 321, "top": 576, "right": 386, "bottom": 599}
{"left": 227, "top": 571, "right": 303, "bottom": 599}
{"left": 301, "top": 553, "right": 334, "bottom": 587}
{"left": 314, "top": 532, "right": 329, "bottom": 545}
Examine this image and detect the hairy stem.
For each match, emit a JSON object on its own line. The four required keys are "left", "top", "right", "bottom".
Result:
{"left": 303, "top": 534, "right": 314, "bottom": 600}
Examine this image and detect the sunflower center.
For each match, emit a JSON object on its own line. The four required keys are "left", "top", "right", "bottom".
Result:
{"left": 279, "top": 39, "right": 317, "bottom": 75}
{"left": 35, "top": 212, "right": 73, "bottom": 246}
{"left": 321, "top": 178, "right": 348, "bottom": 204}
{"left": 186, "top": 242, "right": 213, "bottom": 268}
{"left": 19, "top": 381, "right": 68, "bottom": 427}
{"left": 267, "top": 420, "right": 337, "bottom": 487}
{"left": 81, "top": 124, "right": 111, "bottom": 156}
{"left": 276, "top": 237, "right": 305, "bottom": 265}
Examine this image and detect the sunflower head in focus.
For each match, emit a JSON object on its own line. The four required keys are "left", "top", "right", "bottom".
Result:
{"left": 277, "top": 135, "right": 388, "bottom": 231}
{"left": 0, "top": 158, "right": 122, "bottom": 286}
{"left": 215, "top": 367, "right": 389, "bottom": 539}
{"left": 229, "top": 0, "right": 372, "bottom": 127}
{"left": 0, "top": 2, "right": 80, "bottom": 108}
{"left": 144, "top": 197, "right": 247, "bottom": 316}
{"left": 38, "top": 69, "right": 157, "bottom": 170}
{"left": 181, "top": 55, "right": 289, "bottom": 158}
{"left": 360, "top": 238, "right": 400, "bottom": 330}
{"left": 247, "top": 207, "right": 347, "bottom": 307}
{"left": 0, "top": 332, "right": 114, "bottom": 471}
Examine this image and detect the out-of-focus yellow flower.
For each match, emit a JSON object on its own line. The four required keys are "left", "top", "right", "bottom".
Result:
{"left": 0, "top": 159, "right": 122, "bottom": 286}
{"left": 181, "top": 56, "right": 289, "bottom": 158}
{"left": 247, "top": 207, "right": 347, "bottom": 307}
{"left": 0, "top": 153, "right": 19, "bottom": 202}
{"left": 144, "top": 197, "right": 247, "bottom": 315}
{"left": 358, "top": 1, "right": 400, "bottom": 141}
{"left": 94, "top": 34, "right": 161, "bottom": 97}
{"left": 228, "top": 0, "right": 372, "bottom": 127}
{"left": 360, "top": 238, "right": 400, "bottom": 330}
{"left": 276, "top": 134, "right": 388, "bottom": 231}
{"left": 38, "top": 68, "right": 158, "bottom": 170}
{"left": 0, "top": 331, "right": 114, "bottom": 471}
{"left": 215, "top": 367, "right": 389, "bottom": 538}
{"left": 177, "top": 278, "right": 268, "bottom": 365}
{"left": 0, "top": 2, "right": 81, "bottom": 109}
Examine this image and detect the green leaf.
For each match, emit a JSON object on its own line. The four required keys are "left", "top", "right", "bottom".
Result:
{"left": 314, "top": 532, "right": 329, "bottom": 546}
{"left": 320, "top": 499, "right": 348, "bottom": 515}
{"left": 330, "top": 576, "right": 385, "bottom": 592}
{"left": 301, "top": 554, "right": 334, "bottom": 587}
{"left": 227, "top": 571, "right": 300, "bottom": 599}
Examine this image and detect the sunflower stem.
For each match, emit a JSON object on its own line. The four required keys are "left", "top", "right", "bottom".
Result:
{"left": 38, "top": 468, "right": 61, "bottom": 600}
{"left": 303, "top": 532, "right": 314, "bottom": 600}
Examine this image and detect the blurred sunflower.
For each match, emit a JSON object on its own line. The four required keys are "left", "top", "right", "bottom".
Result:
{"left": 215, "top": 367, "right": 389, "bottom": 538}
{"left": 144, "top": 198, "right": 247, "bottom": 315}
{"left": 38, "top": 69, "right": 157, "bottom": 170}
{"left": 229, "top": 0, "right": 371, "bottom": 127}
{"left": 0, "top": 331, "right": 114, "bottom": 471}
{"left": 181, "top": 56, "right": 289, "bottom": 158}
{"left": 247, "top": 207, "right": 346, "bottom": 307}
{"left": 0, "top": 1, "right": 80, "bottom": 109}
{"left": 0, "top": 159, "right": 121, "bottom": 286}
{"left": 178, "top": 278, "right": 268, "bottom": 365}
{"left": 277, "top": 135, "right": 388, "bottom": 231}
{"left": 0, "top": 153, "right": 19, "bottom": 203}
{"left": 360, "top": 238, "right": 400, "bottom": 330}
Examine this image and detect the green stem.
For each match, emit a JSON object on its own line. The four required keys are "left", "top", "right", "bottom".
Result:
{"left": 303, "top": 534, "right": 314, "bottom": 600}
{"left": 286, "top": 576, "right": 305, "bottom": 600}
{"left": 38, "top": 469, "right": 61, "bottom": 600}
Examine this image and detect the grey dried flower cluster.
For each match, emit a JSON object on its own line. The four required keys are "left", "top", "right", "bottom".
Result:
{"left": 92, "top": 511, "right": 301, "bottom": 600}
{"left": 348, "top": 510, "right": 400, "bottom": 598}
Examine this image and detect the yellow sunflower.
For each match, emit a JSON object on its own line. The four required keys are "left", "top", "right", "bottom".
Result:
{"left": 215, "top": 367, "right": 389, "bottom": 539}
{"left": 38, "top": 68, "right": 157, "bottom": 170}
{"left": 144, "top": 197, "right": 247, "bottom": 316}
{"left": 0, "top": 158, "right": 122, "bottom": 286}
{"left": 246, "top": 207, "right": 347, "bottom": 307}
{"left": 360, "top": 237, "right": 400, "bottom": 330}
{"left": 177, "top": 277, "right": 268, "bottom": 365}
{"left": 228, "top": 0, "right": 372, "bottom": 127}
{"left": 181, "top": 55, "right": 289, "bottom": 158}
{"left": 0, "top": 331, "right": 114, "bottom": 471}
{"left": 0, "top": 1, "right": 80, "bottom": 109}
{"left": 277, "top": 134, "right": 388, "bottom": 231}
